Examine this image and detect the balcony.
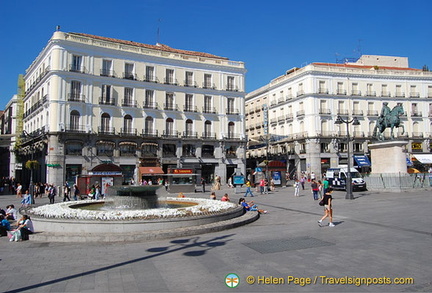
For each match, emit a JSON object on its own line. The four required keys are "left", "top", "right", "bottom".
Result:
{"left": 143, "top": 75, "right": 158, "bottom": 83}
{"left": 319, "top": 108, "right": 331, "bottom": 115}
{"left": 164, "top": 78, "right": 178, "bottom": 85}
{"left": 351, "top": 90, "right": 361, "bottom": 96}
{"left": 226, "top": 85, "right": 238, "bottom": 92}
{"left": 337, "top": 109, "right": 349, "bottom": 116}
{"left": 367, "top": 110, "right": 379, "bottom": 116}
{"left": 296, "top": 110, "right": 305, "bottom": 117}
{"left": 202, "top": 132, "right": 216, "bottom": 140}
{"left": 395, "top": 92, "right": 405, "bottom": 98}
{"left": 141, "top": 130, "right": 159, "bottom": 138}
{"left": 255, "top": 106, "right": 261, "bottom": 112}
{"left": 69, "top": 65, "right": 86, "bottom": 74}
{"left": 285, "top": 113, "right": 294, "bottom": 121}
{"left": 122, "top": 99, "right": 138, "bottom": 107}
{"left": 365, "top": 91, "right": 376, "bottom": 97}
{"left": 277, "top": 116, "right": 285, "bottom": 123}
{"left": 68, "top": 93, "right": 85, "bottom": 102}
{"left": 270, "top": 118, "right": 277, "bottom": 125}
{"left": 164, "top": 103, "right": 179, "bottom": 111}
{"left": 318, "top": 88, "right": 329, "bottom": 94}
{"left": 286, "top": 95, "right": 293, "bottom": 101}
{"left": 336, "top": 90, "right": 347, "bottom": 95}
{"left": 320, "top": 131, "right": 334, "bottom": 138}
{"left": 203, "top": 82, "right": 216, "bottom": 89}
{"left": 184, "top": 80, "right": 197, "bottom": 87}
{"left": 270, "top": 100, "right": 277, "bottom": 106}
{"left": 352, "top": 131, "right": 365, "bottom": 138}
{"left": 99, "top": 97, "right": 115, "bottom": 105}
{"left": 409, "top": 92, "right": 420, "bottom": 98}
{"left": 412, "top": 132, "right": 424, "bottom": 138}
{"left": 123, "top": 72, "right": 137, "bottom": 80}
{"left": 100, "top": 69, "right": 115, "bottom": 77}
{"left": 162, "top": 130, "right": 179, "bottom": 138}
{"left": 296, "top": 90, "right": 305, "bottom": 97}
{"left": 352, "top": 110, "right": 364, "bottom": 116}
{"left": 183, "top": 105, "right": 198, "bottom": 113}
{"left": 98, "top": 126, "right": 116, "bottom": 135}
{"left": 278, "top": 97, "right": 285, "bottom": 104}
{"left": 203, "top": 107, "right": 216, "bottom": 114}
{"left": 411, "top": 111, "right": 422, "bottom": 117}
{"left": 381, "top": 91, "right": 391, "bottom": 97}
{"left": 226, "top": 108, "right": 239, "bottom": 115}
{"left": 120, "top": 128, "right": 138, "bottom": 136}
{"left": 143, "top": 102, "right": 159, "bottom": 109}
{"left": 224, "top": 133, "right": 241, "bottom": 140}
{"left": 183, "top": 131, "right": 198, "bottom": 139}
{"left": 65, "top": 124, "right": 87, "bottom": 133}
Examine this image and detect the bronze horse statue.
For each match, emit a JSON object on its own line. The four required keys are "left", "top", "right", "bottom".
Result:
{"left": 373, "top": 104, "right": 405, "bottom": 141}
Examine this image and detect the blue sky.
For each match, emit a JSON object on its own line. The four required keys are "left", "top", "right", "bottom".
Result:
{"left": 1, "top": 0, "right": 431, "bottom": 109}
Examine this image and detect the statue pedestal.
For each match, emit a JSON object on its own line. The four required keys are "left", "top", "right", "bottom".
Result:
{"left": 365, "top": 141, "right": 410, "bottom": 192}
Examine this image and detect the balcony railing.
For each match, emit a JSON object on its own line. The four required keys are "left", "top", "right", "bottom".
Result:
{"left": 69, "top": 65, "right": 86, "bottom": 73}
{"left": 98, "top": 126, "right": 116, "bottom": 135}
{"left": 297, "top": 90, "right": 305, "bottom": 97}
{"left": 203, "top": 83, "right": 216, "bottom": 89}
{"left": 365, "top": 91, "right": 376, "bottom": 97}
{"left": 143, "top": 102, "right": 159, "bottom": 109}
{"left": 226, "top": 86, "right": 238, "bottom": 91}
{"left": 351, "top": 90, "right": 361, "bottom": 96}
{"left": 123, "top": 72, "right": 137, "bottom": 80}
{"left": 202, "top": 132, "right": 216, "bottom": 139}
{"left": 336, "top": 90, "right": 347, "bottom": 95}
{"left": 183, "top": 131, "right": 198, "bottom": 139}
{"left": 203, "top": 107, "right": 217, "bottom": 114}
{"left": 65, "top": 125, "right": 87, "bottom": 133}
{"left": 352, "top": 110, "right": 364, "bottom": 116}
{"left": 100, "top": 69, "right": 115, "bottom": 77}
{"left": 162, "top": 130, "right": 179, "bottom": 138}
{"left": 367, "top": 110, "right": 379, "bottom": 116}
{"left": 395, "top": 92, "right": 405, "bottom": 98}
{"left": 141, "top": 130, "right": 159, "bottom": 138}
{"left": 319, "top": 108, "right": 331, "bottom": 115}
{"left": 412, "top": 132, "right": 424, "bottom": 138}
{"left": 184, "top": 80, "right": 197, "bottom": 87}
{"left": 164, "top": 78, "right": 178, "bottom": 85}
{"left": 183, "top": 105, "right": 198, "bottom": 112}
{"left": 164, "top": 103, "right": 179, "bottom": 111}
{"left": 99, "top": 97, "right": 115, "bottom": 105}
{"left": 224, "top": 133, "right": 241, "bottom": 140}
{"left": 381, "top": 91, "right": 391, "bottom": 97}
{"left": 352, "top": 131, "right": 365, "bottom": 138}
{"left": 411, "top": 111, "right": 422, "bottom": 117}
{"left": 318, "top": 88, "right": 328, "bottom": 94}
{"left": 337, "top": 109, "right": 349, "bottom": 116}
{"left": 296, "top": 110, "right": 305, "bottom": 117}
{"left": 122, "top": 99, "right": 138, "bottom": 107}
{"left": 285, "top": 113, "right": 294, "bottom": 121}
{"left": 143, "top": 75, "right": 158, "bottom": 83}
{"left": 226, "top": 108, "right": 239, "bottom": 115}
{"left": 120, "top": 128, "right": 138, "bottom": 136}
{"left": 409, "top": 92, "right": 420, "bottom": 98}
{"left": 68, "top": 93, "right": 85, "bottom": 102}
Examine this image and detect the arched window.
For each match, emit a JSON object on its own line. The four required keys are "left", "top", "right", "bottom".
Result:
{"left": 185, "top": 119, "right": 193, "bottom": 136}
{"left": 228, "top": 122, "right": 235, "bottom": 138}
{"left": 145, "top": 116, "right": 154, "bottom": 135}
{"left": 101, "top": 113, "right": 111, "bottom": 133}
{"left": 204, "top": 120, "right": 212, "bottom": 138}
{"left": 70, "top": 110, "right": 80, "bottom": 131}
{"left": 165, "top": 118, "right": 174, "bottom": 137}
{"left": 123, "top": 115, "right": 133, "bottom": 134}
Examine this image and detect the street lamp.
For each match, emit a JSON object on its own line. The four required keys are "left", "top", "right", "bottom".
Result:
{"left": 22, "top": 130, "right": 39, "bottom": 205}
{"left": 334, "top": 115, "right": 360, "bottom": 200}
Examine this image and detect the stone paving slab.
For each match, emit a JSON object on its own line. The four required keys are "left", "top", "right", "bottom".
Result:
{"left": 0, "top": 185, "right": 431, "bottom": 292}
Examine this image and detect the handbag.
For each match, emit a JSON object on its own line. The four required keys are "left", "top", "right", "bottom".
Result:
{"left": 319, "top": 199, "right": 325, "bottom": 206}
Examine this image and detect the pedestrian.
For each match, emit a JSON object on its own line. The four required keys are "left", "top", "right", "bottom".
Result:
{"left": 322, "top": 177, "right": 329, "bottom": 195}
{"left": 48, "top": 184, "right": 56, "bottom": 204}
{"left": 318, "top": 187, "right": 335, "bottom": 227}
{"left": 16, "top": 183, "right": 23, "bottom": 198}
{"left": 300, "top": 176, "right": 306, "bottom": 190}
{"left": 318, "top": 180, "right": 323, "bottom": 198}
{"left": 63, "top": 183, "right": 71, "bottom": 201}
{"left": 244, "top": 180, "right": 254, "bottom": 197}
{"left": 311, "top": 180, "right": 319, "bottom": 200}
{"left": 259, "top": 178, "right": 265, "bottom": 194}
{"left": 201, "top": 177, "right": 206, "bottom": 193}
{"left": 73, "top": 184, "right": 80, "bottom": 201}
{"left": 294, "top": 179, "right": 300, "bottom": 197}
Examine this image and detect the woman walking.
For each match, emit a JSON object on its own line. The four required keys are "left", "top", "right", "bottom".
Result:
{"left": 318, "top": 187, "right": 335, "bottom": 227}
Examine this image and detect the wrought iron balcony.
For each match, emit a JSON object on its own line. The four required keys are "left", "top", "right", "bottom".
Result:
{"left": 226, "top": 85, "right": 238, "bottom": 91}
{"left": 183, "top": 80, "right": 197, "bottom": 87}
{"left": 411, "top": 111, "right": 422, "bottom": 117}
{"left": 224, "top": 133, "right": 241, "bottom": 140}
{"left": 319, "top": 108, "right": 331, "bottom": 115}
{"left": 296, "top": 110, "right": 305, "bottom": 117}
{"left": 202, "top": 132, "right": 216, "bottom": 139}
{"left": 99, "top": 97, "right": 115, "bottom": 105}
{"left": 162, "top": 130, "right": 179, "bottom": 138}
{"left": 141, "top": 130, "right": 159, "bottom": 138}
{"left": 337, "top": 109, "right": 349, "bottom": 116}
{"left": 318, "top": 88, "right": 329, "bottom": 94}
{"left": 100, "top": 69, "right": 115, "bottom": 77}
{"left": 164, "top": 103, "right": 179, "bottom": 111}
{"left": 69, "top": 65, "right": 86, "bottom": 73}
{"left": 409, "top": 92, "right": 420, "bottom": 98}
{"left": 203, "top": 107, "right": 216, "bottom": 114}
{"left": 164, "top": 78, "right": 178, "bottom": 85}
{"left": 336, "top": 90, "right": 347, "bottom": 95}
{"left": 98, "top": 126, "right": 116, "bottom": 135}
{"left": 120, "top": 128, "right": 138, "bottom": 136}
{"left": 365, "top": 91, "right": 376, "bottom": 97}
{"left": 412, "top": 132, "right": 424, "bottom": 138}
{"left": 395, "top": 92, "right": 405, "bottom": 98}
{"left": 381, "top": 91, "right": 391, "bottom": 97}
{"left": 143, "top": 75, "right": 158, "bottom": 83}
{"left": 65, "top": 125, "right": 87, "bottom": 133}
{"left": 226, "top": 108, "right": 239, "bottom": 115}
{"left": 351, "top": 90, "right": 361, "bottom": 96}
{"left": 352, "top": 110, "right": 364, "bottom": 116}
{"left": 367, "top": 110, "right": 379, "bottom": 116}
{"left": 68, "top": 93, "right": 85, "bottom": 102}
{"left": 183, "top": 131, "right": 198, "bottom": 139}
{"left": 143, "top": 102, "right": 159, "bottom": 109}
{"left": 122, "top": 100, "right": 138, "bottom": 107}
{"left": 183, "top": 105, "right": 198, "bottom": 112}
{"left": 123, "top": 72, "right": 137, "bottom": 80}
{"left": 203, "top": 82, "right": 216, "bottom": 89}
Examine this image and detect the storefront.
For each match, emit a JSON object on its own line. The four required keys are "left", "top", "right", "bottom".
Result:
{"left": 166, "top": 168, "right": 197, "bottom": 193}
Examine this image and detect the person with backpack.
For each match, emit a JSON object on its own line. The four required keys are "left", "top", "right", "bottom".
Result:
{"left": 311, "top": 180, "right": 319, "bottom": 200}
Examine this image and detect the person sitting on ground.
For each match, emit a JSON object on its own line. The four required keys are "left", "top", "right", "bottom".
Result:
{"left": 5, "top": 205, "right": 17, "bottom": 221}
{"left": 177, "top": 192, "right": 185, "bottom": 198}
{"left": 221, "top": 193, "right": 230, "bottom": 202}
{"left": 210, "top": 192, "right": 217, "bottom": 200}
{"left": 11, "top": 215, "right": 34, "bottom": 241}
{"left": 238, "top": 198, "right": 267, "bottom": 214}
{"left": 0, "top": 215, "right": 11, "bottom": 236}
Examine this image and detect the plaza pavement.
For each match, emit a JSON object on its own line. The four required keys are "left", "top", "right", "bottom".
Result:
{"left": 0, "top": 183, "right": 431, "bottom": 292}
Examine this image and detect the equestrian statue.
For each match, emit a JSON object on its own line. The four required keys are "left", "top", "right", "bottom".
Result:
{"left": 373, "top": 102, "right": 405, "bottom": 141}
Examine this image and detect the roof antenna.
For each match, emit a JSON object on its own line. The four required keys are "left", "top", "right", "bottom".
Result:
{"left": 56, "top": 25, "right": 61, "bottom": 31}
{"left": 156, "top": 18, "right": 161, "bottom": 45}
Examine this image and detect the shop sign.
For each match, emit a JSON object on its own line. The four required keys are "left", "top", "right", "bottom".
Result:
{"left": 172, "top": 169, "right": 193, "bottom": 174}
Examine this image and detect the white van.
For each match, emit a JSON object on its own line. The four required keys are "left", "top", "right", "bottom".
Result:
{"left": 325, "top": 167, "right": 367, "bottom": 191}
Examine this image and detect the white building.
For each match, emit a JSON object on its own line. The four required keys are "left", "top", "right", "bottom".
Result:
{"left": 18, "top": 30, "right": 247, "bottom": 190}
{"left": 246, "top": 55, "right": 432, "bottom": 179}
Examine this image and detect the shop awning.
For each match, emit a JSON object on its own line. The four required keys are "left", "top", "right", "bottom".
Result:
{"left": 139, "top": 167, "right": 164, "bottom": 176}
{"left": 354, "top": 155, "right": 371, "bottom": 167}
{"left": 413, "top": 154, "right": 432, "bottom": 164}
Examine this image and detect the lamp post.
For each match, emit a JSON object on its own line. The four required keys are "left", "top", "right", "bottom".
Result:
{"left": 335, "top": 115, "right": 360, "bottom": 200}
{"left": 22, "top": 130, "right": 38, "bottom": 205}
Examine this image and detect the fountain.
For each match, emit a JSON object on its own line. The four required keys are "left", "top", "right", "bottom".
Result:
{"left": 26, "top": 186, "right": 258, "bottom": 242}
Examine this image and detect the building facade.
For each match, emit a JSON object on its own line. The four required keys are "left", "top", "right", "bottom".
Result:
{"left": 18, "top": 30, "right": 247, "bottom": 190}
{"left": 246, "top": 55, "right": 432, "bottom": 179}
